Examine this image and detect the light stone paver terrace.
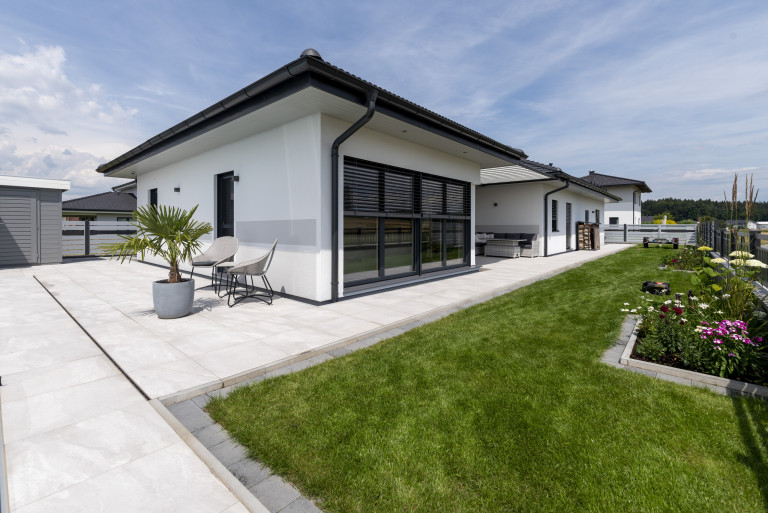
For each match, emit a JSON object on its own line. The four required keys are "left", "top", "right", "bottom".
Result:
{"left": 0, "top": 245, "right": 631, "bottom": 512}
{"left": 0, "top": 270, "right": 258, "bottom": 513}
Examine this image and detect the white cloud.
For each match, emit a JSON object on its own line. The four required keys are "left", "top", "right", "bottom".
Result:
{"left": 0, "top": 44, "right": 140, "bottom": 196}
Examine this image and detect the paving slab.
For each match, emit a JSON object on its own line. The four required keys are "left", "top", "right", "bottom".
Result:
{"left": 0, "top": 266, "right": 255, "bottom": 512}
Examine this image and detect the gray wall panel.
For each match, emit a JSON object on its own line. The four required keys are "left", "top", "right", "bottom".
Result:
{"left": 236, "top": 219, "right": 317, "bottom": 247}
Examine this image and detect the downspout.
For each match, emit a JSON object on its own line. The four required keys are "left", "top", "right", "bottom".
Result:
{"left": 331, "top": 89, "right": 378, "bottom": 302}
{"left": 543, "top": 179, "right": 570, "bottom": 257}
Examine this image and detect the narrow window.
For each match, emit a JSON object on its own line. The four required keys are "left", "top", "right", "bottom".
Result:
{"left": 585, "top": 210, "right": 589, "bottom": 223}
{"left": 595, "top": 209, "right": 600, "bottom": 225}
{"left": 149, "top": 188, "right": 158, "bottom": 208}
{"left": 551, "top": 199, "right": 558, "bottom": 232}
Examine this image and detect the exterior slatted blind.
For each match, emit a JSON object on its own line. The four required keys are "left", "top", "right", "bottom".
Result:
{"left": 344, "top": 162, "right": 380, "bottom": 212}
{"left": 384, "top": 171, "right": 414, "bottom": 213}
{"left": 344, "top": 157, "right": 470, "bottom": 217}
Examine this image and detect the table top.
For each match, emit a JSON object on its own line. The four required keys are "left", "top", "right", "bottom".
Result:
{"left": 215, "top": 261, "right": 237, "bottom": 268}
{"left": 486, "top": 238, "right": 525, "bottom": 243}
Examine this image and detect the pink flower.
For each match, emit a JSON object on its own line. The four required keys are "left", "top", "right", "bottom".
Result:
{"left": 714, "top": 339, "right": 723, "bottom": 345}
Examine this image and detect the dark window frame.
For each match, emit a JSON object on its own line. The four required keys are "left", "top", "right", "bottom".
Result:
{"left": 551, "top": 199, "right": 559, "bottom": 232}
{"left": 343, "top": 157, "right": 471, "bottom": 286}
{"left": 149, "top": 188, "right": 158, "bottom": 208}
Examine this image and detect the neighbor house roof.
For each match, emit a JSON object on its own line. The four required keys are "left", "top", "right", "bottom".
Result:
{"left": 480, "top": 159, "right": 622, "bottom": 202}
{"left": 111, "top": 180, "right": 136, "bottom": 193}
{"left": 96, "top": 49, "right": 527, "bottom": 177}
{"left": 62, "top": 191, "right": 136, "bottom": 212}
{"left": 579, "top": 171, "right": 652, "bottom": 193}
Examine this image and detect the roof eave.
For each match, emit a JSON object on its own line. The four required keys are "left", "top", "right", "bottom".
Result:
{"left": 97, "top": 56, "right": 527, "bottom": 176}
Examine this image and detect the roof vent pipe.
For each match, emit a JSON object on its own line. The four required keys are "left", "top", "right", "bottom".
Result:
{"left": 300, "top": 48, "right": 323, "bottom": 60}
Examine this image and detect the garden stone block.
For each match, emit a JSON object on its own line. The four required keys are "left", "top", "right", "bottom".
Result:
{"left": 249, "top": 475, "right": 302, "bottom": 512}
{"left": 208, "top": 438, "right": 249, "bottom": 467}
{"left": 168, "top": 399, "right": 214, "bottom": 433}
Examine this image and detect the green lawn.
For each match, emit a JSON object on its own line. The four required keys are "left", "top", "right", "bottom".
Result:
{"left": 207, "top": 247, "right": 768, "bottom": 512}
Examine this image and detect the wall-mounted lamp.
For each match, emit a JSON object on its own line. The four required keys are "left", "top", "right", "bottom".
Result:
{"left": 173, "top": 187, "right": 180, "bottom": 192}
{"left": 233, "top": 175, "right": 240, "bottom": 182}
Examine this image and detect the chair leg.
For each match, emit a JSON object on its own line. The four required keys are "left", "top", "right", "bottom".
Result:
{"left": 190, "top": 266, "right": 195, "bottom": 280}
{"left": 227, "top": 273, "right": 274, "bottom": 307}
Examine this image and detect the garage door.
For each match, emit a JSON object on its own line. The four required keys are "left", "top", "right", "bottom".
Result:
{"left": 0, "top": 187, "right": 38, "bottom": 265}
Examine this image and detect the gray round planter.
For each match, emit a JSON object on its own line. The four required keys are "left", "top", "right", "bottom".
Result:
{"left": 152, "top": 279, "right": 195, "bottom": 319}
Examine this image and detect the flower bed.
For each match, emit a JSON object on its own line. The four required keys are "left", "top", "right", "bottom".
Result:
{"left": 660, "top": 245, "right": 709, "bottom": 270}
{"left": 628, "top": 248, "right": 768, "bottom": 386}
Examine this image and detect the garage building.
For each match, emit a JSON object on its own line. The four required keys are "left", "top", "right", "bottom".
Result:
{"left": 0, "top": 175, "right": 70, "bottom": 266}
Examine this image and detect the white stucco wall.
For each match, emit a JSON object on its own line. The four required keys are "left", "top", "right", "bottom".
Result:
{"left": 136, "top": 113, "right": 324, "bottom": 301}
{"left": 476, "top": 182, "right": 606, "bottom": 256}
{"left": 603, "top": 185, "right": 641, "bottom": 225}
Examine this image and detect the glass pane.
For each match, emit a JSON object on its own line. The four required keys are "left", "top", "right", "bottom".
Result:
{"left": 446, "top": 221, "right": 465, "bottom": 266}
{"left": 384, "top": 218, "right": 413, "bottom": 275}
{"left": 421, "top": 218, "right": 443, "bottom": 270}
{"left": 344, "top": 217, "right": 378, "bottom": 282}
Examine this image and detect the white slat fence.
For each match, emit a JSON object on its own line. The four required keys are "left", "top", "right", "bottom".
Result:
{"left": 62, "top": 220, "right": 136, "bottom": 257}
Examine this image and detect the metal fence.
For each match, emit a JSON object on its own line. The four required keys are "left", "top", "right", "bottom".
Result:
{"left": 604, "top": 223, "right": 698, "bottom": 245}
{"left": 62, "top": 220, "right": 136, "bottom": 257}
{"left": 698, "top": 220, "right": 768, "bottom": 285}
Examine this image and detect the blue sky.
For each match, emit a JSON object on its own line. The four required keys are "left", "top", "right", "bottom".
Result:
{"left": 1, "top": 0, "right": 766, "bottom": 201}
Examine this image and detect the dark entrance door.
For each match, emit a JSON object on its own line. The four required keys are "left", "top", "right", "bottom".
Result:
{"left": 566, "top": 202, "right": 572, "bottom": 250}
{"left": 217, "top": 172, "right": 235, "bottom": 237}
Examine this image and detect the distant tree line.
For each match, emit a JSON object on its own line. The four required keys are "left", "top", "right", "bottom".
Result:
{"left": 642, "top": 198, "right": 768, "bottom": 222}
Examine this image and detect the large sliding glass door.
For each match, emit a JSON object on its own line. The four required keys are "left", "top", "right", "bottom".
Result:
{"left": 384, "top": 218, "right": 414, "bottom": 275}
{"left": 421, "top": 218, "right": 443, "bottom": 271}
{"left": 343, "top": 217, "right": 378, "bottom": 282}
{"left": 343, "top": 157, "right": 470, "bottom": 287}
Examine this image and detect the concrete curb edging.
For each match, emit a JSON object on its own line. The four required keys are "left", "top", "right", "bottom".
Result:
{"left": 149, "top": 399, "right": 270, "bottom": 513}
{"left": 606, "top": 315, "right": 768, "bottom": 399}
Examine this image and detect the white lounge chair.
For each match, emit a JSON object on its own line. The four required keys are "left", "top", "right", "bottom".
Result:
{"left": 189, "top": 236, "right": 239, "bottom": 290}
{"left": 225, "top": 239, "right": 277, "bottom": 307}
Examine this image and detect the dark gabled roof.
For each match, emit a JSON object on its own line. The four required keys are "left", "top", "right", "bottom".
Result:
{"left": 518, "top": 160, "right": 622, "bottom": 201}
{"left": 62, "top": 191, "right": 136, "bottom": 212}
{"left": 579, "top": 171, "right": 652, "bottom": 193}
{"left": 97, "top": 50, "right": 527, "bottom": 176}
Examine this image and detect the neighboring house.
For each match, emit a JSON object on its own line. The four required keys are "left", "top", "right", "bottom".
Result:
{"left": 477, "top": 160, "right": 620, "bottom": 256}
{"left": 112, "top": 179, "right": 137, "bottom": 196}
{"left": 94, "top": 49, "right": 529, "bottom": 303}
{"left": 0, "top": 175, "right": 70, "bottom": 266}
{"left": 579, "top": 171, "right": 651, "bottom": 225}
{"left": 62, "top": 191, "right": 137, "bottom": 222}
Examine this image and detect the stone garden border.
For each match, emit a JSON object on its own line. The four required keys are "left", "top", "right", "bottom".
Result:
{"left": 603, "top": 315, "right": 768, "bottom": 399}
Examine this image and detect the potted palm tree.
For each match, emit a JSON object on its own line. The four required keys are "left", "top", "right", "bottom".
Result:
{"left": 106, "top": 204, "right": 212, "bottom": 318}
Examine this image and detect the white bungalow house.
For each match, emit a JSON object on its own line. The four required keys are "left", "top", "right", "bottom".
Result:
{"left": 476, "top": 161, "right": 620, "bottom": 256}
{"left": 95, "top": 49, "right": 530, "bottom": 303}
{"left": 579, "top": 171, "right": 651, "bottom": 225}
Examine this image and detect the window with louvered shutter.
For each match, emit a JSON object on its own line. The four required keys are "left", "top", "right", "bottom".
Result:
{"left": 344, "top": 162, "right": 379, "bottom": 212}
